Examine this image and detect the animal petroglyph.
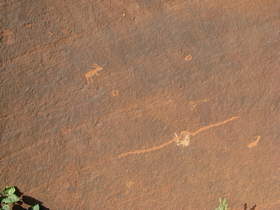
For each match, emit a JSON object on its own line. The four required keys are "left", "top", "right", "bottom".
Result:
{"left": 118, "top": 116, "right": 239, "bottom": 158}
{"left": 247, "top": 136, "right": 261, "bottom": 148}
{"left": 85, "top": 64, "right": 103, "bottom": 84}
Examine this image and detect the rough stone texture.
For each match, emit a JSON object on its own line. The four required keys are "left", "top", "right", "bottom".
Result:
{"left": 1, "top": 0, "right": 280, "bottom": 209}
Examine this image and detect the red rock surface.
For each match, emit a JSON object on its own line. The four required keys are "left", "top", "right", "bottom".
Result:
{"left": 1, "top": 0, "right": 280, "bottom": 209}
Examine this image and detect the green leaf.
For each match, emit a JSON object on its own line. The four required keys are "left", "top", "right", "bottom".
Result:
{"left": 2, "top": 187, "right": 15, "bottom": 196}
{"left": 31, "top": 204, "right": 40, "bottom": 210}
{"left": 215, "top": 198, "right": 228, "bottom": 210}
{"left": 1, "top": 194, "right": 20, "bottom": 204}
{"left": 1, "top": 204, "right": 10, "bottom": 210}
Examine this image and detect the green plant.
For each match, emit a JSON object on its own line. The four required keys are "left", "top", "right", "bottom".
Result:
{"left": 0, "top": 186, "right": 20, "bottom": 210}
{"left": 0, "top": 186, "right": 40, "bottom": 210}
{"left": 31, "top": 204, "right": 40, "bottom": 210}
{"left": 215, "top": 198, "right": 228, "bottom": 210}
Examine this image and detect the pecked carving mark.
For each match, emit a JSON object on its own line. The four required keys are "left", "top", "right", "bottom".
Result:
{"left": 189, "top": 99, "right": 209, "bottom": 111}
{"left": 118, "top": 138, "right": 175, "bottom": 158}
{"left": 118, "top": 116, "right": 239, "bottom": 158}
{"left": 174, "top": 131, "right": 191, "bottom": 147}
{"left": 111, "top": 90, "right": 119, "bottom": 97}
{"left": 184, "top": 54, "right": 193, "bottom": 61}
{"left": 247, "top": 135, "right": 261, "bottom": 148}
{"left": 189, "top": 116, "right": 239, "bottom": 136}
{"left": 85, "top": 64, "right": 103, "bottom": 84}
{"left": 1, "top": 29, "right": 15, "bottom": 45}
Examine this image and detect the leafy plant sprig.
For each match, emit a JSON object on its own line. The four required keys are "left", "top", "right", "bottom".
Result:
{"left": 215, "top": 198, "right": 228, "bottom": 210}
{"left": 0, "top": 186, "right": 39, "bottom": 210}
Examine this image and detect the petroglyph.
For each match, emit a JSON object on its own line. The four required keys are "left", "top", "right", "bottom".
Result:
{"left": 247, "top": 136, "right": 261, "bottom": 148}
{"left": 118, "top": 116, "right": 239, "bottom": 158}
{"left": 112, "top": 90, "right": 119, "bottom": 97}
{"left": 118, "top": 138, "right": 175, "bottom": 159}
{"left": 126, "top": 181, "right": 135, "bottom": 189}
{"left": 24, "top": 23, "right": 32, "bottom": 28}
{"left": 23, "top": 23, "right": 33, "bottom": 28}
{"left": 189, "top": 116, "right": 239, "bottom": 136}
{"left": 85, "top": 64, "right": 103, "bottom": 84}
{"left": 174, "top": 131, "right": 191, "bottom": 147}
{"left": 1, "top": 29, "right": 15, "bottom": 45}
{"left": 184, "top": 54, "right": 193, "bottom": 61}
{"left": 189, "top": 99, "right": 209, "bottom": 111}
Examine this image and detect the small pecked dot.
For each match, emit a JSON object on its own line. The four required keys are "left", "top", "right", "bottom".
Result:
{"left": 184, "top": 54, "right": 193, "bottom": 61}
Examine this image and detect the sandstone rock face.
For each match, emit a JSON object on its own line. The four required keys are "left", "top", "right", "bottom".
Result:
{"left": 1, "top": 0, "right": 280, "bottom": 209}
